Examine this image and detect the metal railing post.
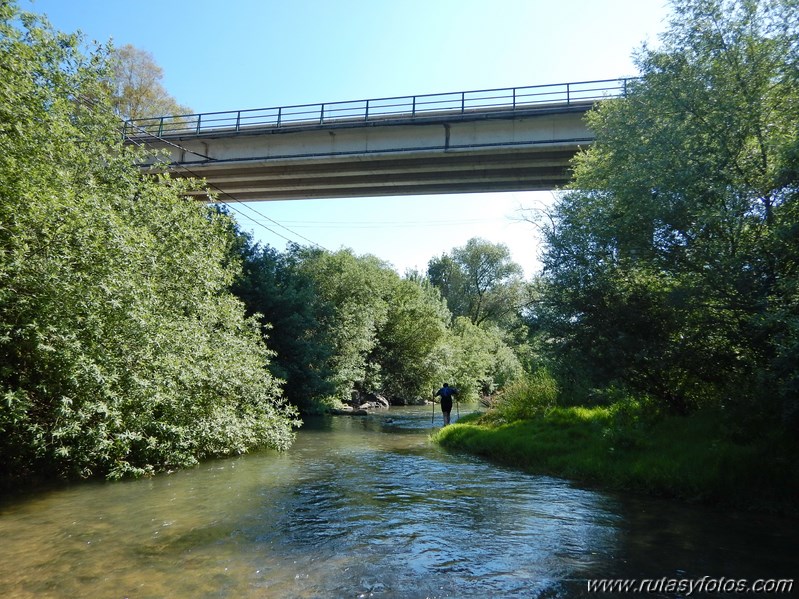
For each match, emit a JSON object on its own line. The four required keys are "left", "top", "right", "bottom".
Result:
{"left": 277, "top": 107, "right": 282, "bottom": 127}
{"left": 195, "top": 114, "right": 201, "bottom": 135}
{"left": 365, "top": 99, "right": 369, "bottom": 121}
{"left": 566, "top": 83, "right": 571, "bottom": 106}
{"left": 461, "top": 92, "right": 465, "bottom": 113}
{"left": 512, "top": 88, "right": 516, "bottom": 109}
{"left": 412, "top": 96, "right": 416, "bottom": 117}
{"left": 235, "top": 111, "right": 241, "bottom": 132}
{"left": 320, "top": 104, "right": 324, "bottom": 124}
{"left": 158, "top": 117, "right": 164, "bottom": 137}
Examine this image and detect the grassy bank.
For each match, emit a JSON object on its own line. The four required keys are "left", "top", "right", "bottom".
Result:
{"left": 434, "top": 404, "right": 798, "bottom": 515}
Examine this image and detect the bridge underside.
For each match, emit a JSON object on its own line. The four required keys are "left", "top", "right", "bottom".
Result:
{"left": 177, "top": 145, "right": 578, "bottom": 201}
{"left": 137, "top": 106, "right": 591, "bottom": 201}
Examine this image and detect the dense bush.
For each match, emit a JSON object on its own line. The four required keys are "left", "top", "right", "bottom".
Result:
{"left": 0, "top": 5, "right": 298, "bottom": 481}
{"left": 483, "top": 367, "right": 558, "bottom": 423}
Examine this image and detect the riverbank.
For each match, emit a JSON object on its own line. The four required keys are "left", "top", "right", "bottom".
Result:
{"left": 434, "top": 405, "right": 799, "bottom": 515}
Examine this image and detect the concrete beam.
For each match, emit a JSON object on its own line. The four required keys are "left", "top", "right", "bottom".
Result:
{"left": 133, "top": 104, "right": 593, "bottom": 200}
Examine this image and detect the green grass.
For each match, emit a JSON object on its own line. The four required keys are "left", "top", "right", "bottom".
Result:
{"left": 435, "top": 406, "right": 799, "bottom": 514}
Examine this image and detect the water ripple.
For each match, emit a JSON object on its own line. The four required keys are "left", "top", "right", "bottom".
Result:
{"left": 0, "top": 407, "right": 795, "bottom": 598}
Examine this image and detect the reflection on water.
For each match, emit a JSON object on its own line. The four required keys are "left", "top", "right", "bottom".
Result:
{"left": 0, "top": 406, "right": 795, "bottom": 598}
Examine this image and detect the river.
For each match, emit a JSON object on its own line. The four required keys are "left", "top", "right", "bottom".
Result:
{"left": 0, "top": 406, "right": 795, "bottom": 598}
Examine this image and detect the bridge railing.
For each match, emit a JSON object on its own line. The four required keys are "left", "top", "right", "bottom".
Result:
{"left": 123, "top": 78, "right": 633, "bottom": 139}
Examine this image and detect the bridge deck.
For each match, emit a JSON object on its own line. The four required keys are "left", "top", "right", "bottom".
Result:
{"left": 126, "top": 78, "right": 631, "bottom": 200}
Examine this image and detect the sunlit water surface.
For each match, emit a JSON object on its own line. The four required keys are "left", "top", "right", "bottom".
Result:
{"left": 0, "top": 406, "right": 795, "bottom": 598}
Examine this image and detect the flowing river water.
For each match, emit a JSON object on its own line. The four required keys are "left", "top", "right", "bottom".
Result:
{"left": 0, "top": 406, "right": 795, "bottom": 598}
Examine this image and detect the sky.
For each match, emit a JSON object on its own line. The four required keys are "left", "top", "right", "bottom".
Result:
{"left": 24, "top": 0, "right": 672, "bottom": 277}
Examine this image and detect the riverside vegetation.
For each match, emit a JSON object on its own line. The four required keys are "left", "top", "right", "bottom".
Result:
{"left": 0, "top": 1, "right": 525, "bottom": 483}
{"left": 2, "top": 0, "right": 798, "bottom": 515}
{"left": 0, "top": 5, "right": 300, "bottom": 481}
{"left": 435, "top": 374, "right": 798, "bottom": 513}
{"left": 438, "top": 0, "right": 799, "bottom": 515}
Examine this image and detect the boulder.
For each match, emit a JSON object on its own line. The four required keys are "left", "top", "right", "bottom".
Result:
{"left": 353, "top": 391, "right": 390, "bottom": 410}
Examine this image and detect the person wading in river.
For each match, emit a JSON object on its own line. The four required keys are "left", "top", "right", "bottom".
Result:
{"left": 434, "top": 383, "right": 458, "bottom": 425}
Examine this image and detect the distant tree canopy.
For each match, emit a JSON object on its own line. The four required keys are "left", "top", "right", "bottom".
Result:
{"left": 108, "top": 43, "right": 192, "bottom": 120}
{"left": 232, "top": 239, "right": 455, "bottom": 408}
{"left": 427, "top": 238, "right": 526, "bottom": 328}
{"left": 537, "top": 0, "right": 799, "bottom": 422}
{"left": 230, "top": 232, "right": 530, "bottom": 409}
{"left": 0, "top": 4, "right": 297, "bottom": 482}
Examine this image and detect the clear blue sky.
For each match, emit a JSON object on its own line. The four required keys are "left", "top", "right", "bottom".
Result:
{"left": 25, "top": 0, "right": 671, "bottom": 277}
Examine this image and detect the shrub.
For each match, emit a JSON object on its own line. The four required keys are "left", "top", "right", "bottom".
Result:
{"left": 486, "top": 368, "right": 559, "bottom": 423}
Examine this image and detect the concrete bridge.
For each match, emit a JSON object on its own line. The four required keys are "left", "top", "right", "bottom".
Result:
{"left": 124, "top": 79, "right": 631, "bottom": 201}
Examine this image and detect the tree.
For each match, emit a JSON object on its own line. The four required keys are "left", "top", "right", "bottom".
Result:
{"left": 0, "top": 4, "right": 297, "bottom": 482}
{"left": 428, "top": 238, "right": 525, "bottom": 327}
{"left": 426, "top": 238, "right": 531, "bottom": 399}
{"left": 295, "top": 248, "right": 396, "bottom": 403}
{"left": 538, "top": 0, "right": 799, "bottom": 419}
{"left": 232, "top": 238, "right": 336, "bottom": 413}
{"left": 447, "top": 317, "right": 524, "bottom": 401}
{"left": 108, "top": 43, "right": 192, "bottom": 120}
{"left": 370, "top": 276, "right": 452, "bottom": 401}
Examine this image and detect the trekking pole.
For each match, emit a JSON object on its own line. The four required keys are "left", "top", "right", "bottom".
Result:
{"left": 431, "top": 393, "right": 436, "bottom": 425}
{"left": 456, "top": 395, "right": 460, "bottom": 420}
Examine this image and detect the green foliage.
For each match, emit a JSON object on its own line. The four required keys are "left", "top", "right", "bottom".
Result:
{"left": 294, "top": 248, "right": 394, "bottom": 402}
{"left": 428, "top": 237, "right": 525, "bottom": 328}
{"left": 538, "top": 0, "right": 799, "bottom": 420}
{"left": 372, "top": 276, "right": 451, "bottom": 400}
{"left": 436, "top": 403, "right": 799, "bottom": 513}
{"left": 232, "top": 239, "right": 336, "bottom": 412}
{"left": 231, "top": 236, "right": 527, "bottom": 408}
{"left": 445, "top": 317, "right": 524, "bottom": 401}
{"left": 0, "top": 4, "right": 298, "bottom": 482}
{"left": 482, "top": 368, "right": 559, "bottom": 423}
{"left": 288, "top": 248, "right": 456, "bottom": 404}
{"left": 425, "top": 238, "right": 532, "bottom": 400}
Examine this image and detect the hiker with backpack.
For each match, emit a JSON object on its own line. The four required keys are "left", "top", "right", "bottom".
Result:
{"left": 434, "top": 383, "right": 458, "bottom": 425}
